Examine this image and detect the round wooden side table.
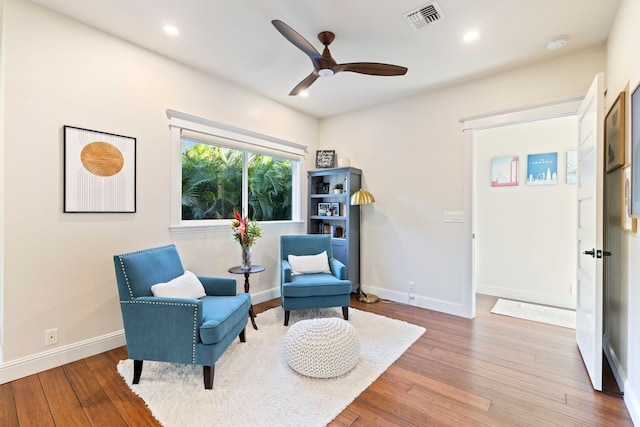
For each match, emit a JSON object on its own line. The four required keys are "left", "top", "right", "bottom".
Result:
{"left": 228, "top": 265, "right": 265, "bottom": 330}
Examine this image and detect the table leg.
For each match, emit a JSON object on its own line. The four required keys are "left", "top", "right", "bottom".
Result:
{"left": 244, "top": 272, "right": 258, "bottom": 330}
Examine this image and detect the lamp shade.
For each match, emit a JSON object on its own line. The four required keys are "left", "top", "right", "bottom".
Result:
{"left": 350, "top": 189, "right": 375, "bottom": 205}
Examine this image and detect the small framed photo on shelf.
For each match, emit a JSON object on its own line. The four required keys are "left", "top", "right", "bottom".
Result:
{"left": 331, "top": 202, "right": 340, "bottom": 216}
{"left": 315, "top": 182, "right": 330, "bottom": 194}
{"left": 315, "top": 150, "right": 336, "bottom": 168}
{"left": 318, "top": 202, "right": 331, "bottom": 216}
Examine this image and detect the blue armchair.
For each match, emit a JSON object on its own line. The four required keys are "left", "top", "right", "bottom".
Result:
{"left": 280, "top": 235, "right": 352, "bottom": 326}
{"left": 113, "top": 244, "right": 251, "bottom": 389}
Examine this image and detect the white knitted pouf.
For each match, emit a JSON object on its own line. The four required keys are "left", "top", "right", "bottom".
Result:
{"left": 283, "top": 317, "right": 360, "bottom": 378}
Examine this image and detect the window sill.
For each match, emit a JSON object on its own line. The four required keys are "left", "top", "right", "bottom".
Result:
{"left": 169, "top": 220, "right": 305, "bottom": 234}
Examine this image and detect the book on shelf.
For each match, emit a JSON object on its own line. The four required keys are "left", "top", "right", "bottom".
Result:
{"left": 318, "top": 223, "right": 345, "bottom": 238}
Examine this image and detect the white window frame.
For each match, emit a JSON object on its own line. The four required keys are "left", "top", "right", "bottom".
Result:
{"left": 167, "top": 109, "right": 307, "bottom": 232}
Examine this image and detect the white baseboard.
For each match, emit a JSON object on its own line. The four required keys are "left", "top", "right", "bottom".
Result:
{"left": 624, "top": 380, "right": 640, "bottom": 426}
{"left": 476, "top": 283, "right": 575, "bottom": 309}
{"left": 603, "top": 334, "right": 627, "bottom": 391}
{"left": 0, "top": 331, "right": 126, "bottom": 385}
{"left": 251, "top": 287, "right": 280, "bottom": 304}
{"left": 363, "top": 285, "right": 470, "bottom": 318}
{"left": 0, "top": 289, "right": 280, "bottom": 386}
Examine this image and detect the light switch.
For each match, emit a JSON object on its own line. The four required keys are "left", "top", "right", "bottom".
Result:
{"left": 444, "top": 211, "right": 464, "bottom": 223}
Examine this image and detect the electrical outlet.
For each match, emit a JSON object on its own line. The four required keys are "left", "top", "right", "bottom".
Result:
{"left": 45, "top": 328, "right": 58, "bottom": 346}
{"left": 408, "top": 281, "right": 416, "bottom": 304}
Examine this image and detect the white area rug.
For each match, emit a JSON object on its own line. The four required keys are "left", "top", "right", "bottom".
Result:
{"left": 491, "top": 298, "right": 576, "bottom": 329}
{"left": 117, "top": 306, "right": 425, "bottom": 427}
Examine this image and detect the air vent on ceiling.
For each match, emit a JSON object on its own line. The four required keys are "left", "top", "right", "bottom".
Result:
{"left": 404, "top": 2, "right": 444, "bottom": 31}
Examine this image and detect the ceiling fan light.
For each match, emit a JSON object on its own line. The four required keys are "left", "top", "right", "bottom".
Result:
{"left": 318, "top": 68, "right": 334, "bottom": 77}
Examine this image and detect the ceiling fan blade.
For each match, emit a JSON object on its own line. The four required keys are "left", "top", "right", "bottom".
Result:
{"left": 272, "top": 20, "right": 322, "bottom": 62}
{"left": 333, "top": 62, "right": 408, "bottom": 76}
{"left": 289, "top": 72, "right": 320, "bottom": 96}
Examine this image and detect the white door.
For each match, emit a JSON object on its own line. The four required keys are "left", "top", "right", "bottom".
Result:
{"left": 576, "top": 73, "right": 604, "bottom": 391}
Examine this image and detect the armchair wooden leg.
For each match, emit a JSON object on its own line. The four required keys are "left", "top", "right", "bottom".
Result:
{"left": 133, "top": 360, "right": 143, "bottom": 384}
{"left": 203, "top": 365, "right": 215, "bottom": 390}
{"left": 342, "top": 306, "right": 349, "bottom": 321}
{"left": 239, "top": 328, "right": 246, "bottom": 343}
{"left": 284, "top": 310, "right": 290, "bottom": 326}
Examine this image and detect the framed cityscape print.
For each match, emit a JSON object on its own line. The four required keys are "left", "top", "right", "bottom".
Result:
{"left": 491, "top": 156, "right": 519, "bottom": 187}
{"left": 605, "top": 91, "right": 625, "bottom": 173}
{"left": 526, "top": 152, "right": 558, "bottom": 185}
{"left": 64, "top": 125, "right": 136, "bottom": 213}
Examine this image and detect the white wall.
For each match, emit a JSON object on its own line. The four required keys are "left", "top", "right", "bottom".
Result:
{"left": 0, "top": 0, "right": 319, "bottom": 380}
{"left": 0, "top": 0, "right": 6, "bottom": 363}
{"left": 321, "top": 47, "right": 605, "bottom": 317}
{"left": 475, "top": 117, "right": 578, "bottom": 309}
{"left": 606, "top": 0, "right": 640, "bottom": 422}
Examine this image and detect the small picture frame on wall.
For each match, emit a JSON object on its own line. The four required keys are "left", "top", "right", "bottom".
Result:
{"left": 526, "top": 152, "right": 558, "bottom": 185}
{"left": 491, "top": 156, "right": 519, "bottom": 187}
{"left": 632, "top": 82, "right": 640, "bottom": 216}
{"left": 622, "top": 164, "right": 637, "bottom": 232}
{"left": 566, "top": 150, "right": 578, "bottom": 185}
{"left": 64, "top": 125, "right": 136, "bottom": 213}
{"left": 315, "top": 150, "right": 336, "bottom": 168}
{"left": 605, "top": 91, "right": 625, "bottom": 173}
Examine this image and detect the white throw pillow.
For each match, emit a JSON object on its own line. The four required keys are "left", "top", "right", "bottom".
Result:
{"left": 151, "top": 270, "right": 206, "bottom": 299}
{"left": 288, "top": 251, "right": 331, "bottom": 275}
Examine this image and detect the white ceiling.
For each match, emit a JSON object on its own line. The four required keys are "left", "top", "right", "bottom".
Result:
{"left": 27, "top": 0, "right": 620, "bottom": 119}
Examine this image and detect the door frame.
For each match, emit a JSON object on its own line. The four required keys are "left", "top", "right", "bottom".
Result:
{"left": 461, "top": 94, "right": 585, "bottom": 320}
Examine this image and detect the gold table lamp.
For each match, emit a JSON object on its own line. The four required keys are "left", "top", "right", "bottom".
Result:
{"left": 350, "top": 189, "right": 379, "bottom": 303}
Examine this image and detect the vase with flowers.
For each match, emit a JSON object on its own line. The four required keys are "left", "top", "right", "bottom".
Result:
{"left": 231, "top": 210, "right": 262, "bottom": 270}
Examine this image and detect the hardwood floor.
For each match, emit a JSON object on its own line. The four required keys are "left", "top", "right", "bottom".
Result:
{"left": 0, "top": 294, "right": 632, "bottom": 426}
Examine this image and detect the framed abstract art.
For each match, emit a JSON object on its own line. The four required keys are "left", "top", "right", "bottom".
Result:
{"left": 64, "top": 125, "right": 136, "bottom": 213}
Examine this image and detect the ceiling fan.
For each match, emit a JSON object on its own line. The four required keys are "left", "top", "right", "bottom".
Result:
{"left": 271, "top": 19, "right": 408, "bottom": 96}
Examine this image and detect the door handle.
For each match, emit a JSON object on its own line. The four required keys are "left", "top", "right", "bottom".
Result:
{"left": 597, "top": 250, "right": 612, "bottom": 258}
{"left": 583, "top": 249, "right": 595, "bottom": 257}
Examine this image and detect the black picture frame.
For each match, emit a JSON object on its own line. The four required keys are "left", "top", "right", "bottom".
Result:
{"left": 632, "top": 82, "right": 640, "bottom": 216}
{"left": 318, "top": 202, "right": 331, "bottom": 216}
{"left": 64, "top": 125, "right": 136, "bottom": 213}
{"left": 315, "top": 150, "right": 336, "bottom": 168}
{"left": 315, "top": 182, "right": 330, "bottom": 194}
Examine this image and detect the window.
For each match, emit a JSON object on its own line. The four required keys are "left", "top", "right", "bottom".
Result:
{"left": 181, "top": 139, "right": 294, "bottom": 221}
{"left": 167, "top": 109, "right": 306, "bottom": 230}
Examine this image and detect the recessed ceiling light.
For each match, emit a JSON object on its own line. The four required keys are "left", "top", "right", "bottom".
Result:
{"left": 299, "top": 90, "right": 309, "bottom": 98}
{"left": 163, "top": 25, "right": 179, "bottom": 36}
{"left": 463, "top": 31, "right": 479, "bottom": 42}
{"left": 546, "top": 35, "right": 567, "bottom": 50}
